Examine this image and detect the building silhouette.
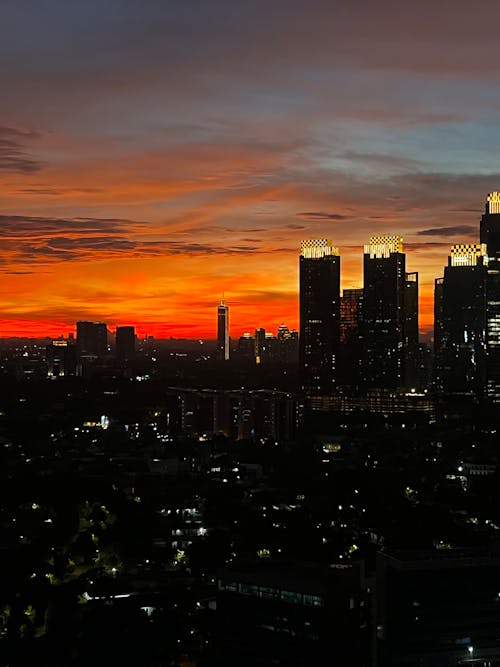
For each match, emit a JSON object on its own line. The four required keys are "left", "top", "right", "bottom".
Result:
{"left": 481, "top": 192, "right": 500, "bottom": 403}
{"left": 434, "top": 244, "right": 487, "bottom": 397}
{"left": 116, "top": 326, "right": 136, "bottom": 361}
{"left": 46, "top": 338, "right": 77, "bottom": 377}
{"left": 217, "top": 299, "right": 230, "bottom": 361}
{"left": 215, "top": 561, "right": 368, "bottom": 667}
{"left": 276, "top": 323, "right": 299, "bottom": 364}
{"left": 254, "top": 327, "right": 267, "bottom": 364}
{"left": 376, "top": 550, "right": 500, "bottom": 666}
{"left": 361, "top": 235, "right": 415, "bottom": 389}
{"left": 403, "top": 272, "right": 419, "bottom": 388}
{"left": 237, "top": 333, "right": 254, "bottom": 360}
{"left": 76, "top": 321, "right": 108, "bottom": 358}
{"left": 433, "top": 192, "right": 500, "bottom": 403}
{"left": 299, "top": 239, "right": 340, "bottom": 395}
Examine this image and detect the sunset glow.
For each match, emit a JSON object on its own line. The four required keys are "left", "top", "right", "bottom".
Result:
{"left": 2, "top": 1, "right": 500, "bottom": 339}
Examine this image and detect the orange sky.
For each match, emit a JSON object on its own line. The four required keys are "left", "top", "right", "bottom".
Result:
{"left": 1, "top": 1, "right": 500, "bottom": 340}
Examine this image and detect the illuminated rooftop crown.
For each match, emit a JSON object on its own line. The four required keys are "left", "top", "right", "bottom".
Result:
{"left": 300, "top": 239, "right": 339, "bottom": 259}
{"left": 450, "top": 243, "right": 487, "bottom": 267}
{"left": 487, "top": 192, "right": 500, "bottom": 214}
{"left": 364, "top": 235, "right": 403, "bottom": 259}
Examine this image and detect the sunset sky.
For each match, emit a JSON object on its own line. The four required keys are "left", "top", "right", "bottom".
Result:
{"left": 2, "top": 0, "right": 500, "bottom": 339}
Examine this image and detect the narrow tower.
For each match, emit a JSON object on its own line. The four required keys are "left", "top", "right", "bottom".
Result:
{"left": 482, "top": 192, "right": 500, "bottom": 402}
{"left": 217, "top": 299, "right": 230, "bottom": 361}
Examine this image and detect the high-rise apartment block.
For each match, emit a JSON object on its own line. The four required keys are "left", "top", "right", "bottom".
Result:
{"left": 299, "top": 239, "right": 340, "bottom": 395}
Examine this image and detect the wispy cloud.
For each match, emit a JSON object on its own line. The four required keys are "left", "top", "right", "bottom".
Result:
{"left": 0, "top": 126, "right": 44, "bottom": 173}
{"left": 418, "top": 225, "right": 477, "bottom": 237}
{"left": 297, "top": 211, "right": 351, "bottom": 221}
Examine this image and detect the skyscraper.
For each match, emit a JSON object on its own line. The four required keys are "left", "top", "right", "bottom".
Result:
{"left": 217, "top": 299, "right": 230, "bottom": 361}
{"left": 361, "top": 235, "right": 415, "bottom": 389}
{"left": 434, "top": 244, "right": 487, "bottom": 397}
{"left": 116, "top": 326, "right": 136, "bottom": 361}
{"left": 480, "top": 191, "right": 500, "bottom": 258}
{"left": 481, "top": 192, "right": 500, "bottom": 403}
{"left": 76, "top": 321, "right": 108, "bottom": 358}
{"left": 299, "top": 239, "right": 340, "bottom": 395}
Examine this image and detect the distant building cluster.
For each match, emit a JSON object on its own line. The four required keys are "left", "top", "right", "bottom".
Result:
{"left": 166, "top": 387, "right": 303, "bottom": 443}
{"left": 434, "top": 192, "right": 500, "bottom": 403}
{"left": 46, "top": 322, "right": 136, "bottom": 378}
{"left": 299, "top": 236, "right": 420, "bottom": 395}
{"left": 215, "top": 299, "right": 298, "bottom": 366}
{"left": 297, "top": 191, "right": 500, "bottom": 408}
{"left": 42, "top": 191, "right": 500, "bottom": 410}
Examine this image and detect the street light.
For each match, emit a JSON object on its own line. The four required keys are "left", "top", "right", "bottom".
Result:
{"left": 468, "top": 646, "right": 474, "bottom": 657}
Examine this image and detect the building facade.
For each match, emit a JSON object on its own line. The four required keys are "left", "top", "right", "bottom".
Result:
{"left": 434, "top": 244, "right": 487, "bottom": 397}
{"left": 116, "top": 326, "right": 136, "bottom": 361}
{"left": 361, "top": 236, "right": 414, "bottom": 389}
{"left": 299, "top": 239, "right": 341, "bottom": 395}
{"left": 76, "top": 321, "right": 108, "bottom": 358}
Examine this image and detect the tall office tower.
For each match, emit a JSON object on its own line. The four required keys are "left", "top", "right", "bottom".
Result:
{"left": 76, "top": 321, "right": 108, "bottom": 357}
{"left": 116, "top": 326, "right": 136, "bottom": 361}
{"left": 481, "top": 192, "right": 500, "bottom": 403}
{"left": 361, "top": 235, "right": 407, "bottom": 389}
{"left": 299, "top": 239, "right": 341, "bottom": 395}
{"left": 216, "top": 299, "right": 230, "bottom": 361}
{"left": 339, "top": 288, "right": 364, "bottom": 386}
{"left": 434, "top": 244, "right": 487, "bottom": 397}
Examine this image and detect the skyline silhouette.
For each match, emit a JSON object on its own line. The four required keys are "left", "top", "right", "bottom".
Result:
{"left": 2, "top": 1, "right": 500, "bottom": 338}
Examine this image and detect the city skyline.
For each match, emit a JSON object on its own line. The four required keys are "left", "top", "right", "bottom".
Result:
{"left": 0, "top": 215, "right": 497, "bottom": 341}
{"left": 2, "top": 1, "right": 500, "bottom": 338}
